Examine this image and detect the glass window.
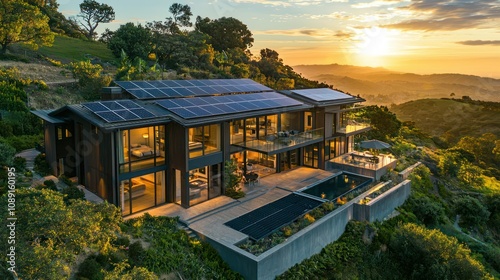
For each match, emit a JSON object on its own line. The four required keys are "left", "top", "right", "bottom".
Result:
{"left": 119, "top": 126, "right": 166, "bottom": 173}
{"left": 57, "top": 127, "right": 63, "bottom": 140}
{"left": 188, "top": 124, "right": 221, "bottom": 158}
{"left": 120, "top": 171, "right": 165, "bottom": 215}
{"left": 230, "top": 120, "right": 244, "bottom": 144}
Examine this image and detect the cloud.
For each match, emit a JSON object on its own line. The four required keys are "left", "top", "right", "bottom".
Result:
{"left": 255, "top": 28, "right": 353, "bottom": 39}
{"left": 456, "top": 40, "right": 500, "bottom": 46}
{"left": 383, "top": 0, "right": 500, "bottom": 31}
{"left": 352, "top": 0, "right": 405, "bottom": 9}
{"left": 310, "top": 12, "right": 352, "bottom": 20}
{"left": 230, "top": 0, "right": 347, "bottom": 7}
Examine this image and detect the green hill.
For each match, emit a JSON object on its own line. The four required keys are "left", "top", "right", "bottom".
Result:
{"left": 37, "top": 35, "right": 115, "bottom": 63}
{"left": 391, "top": 98, "right": 500, "bottom": 142}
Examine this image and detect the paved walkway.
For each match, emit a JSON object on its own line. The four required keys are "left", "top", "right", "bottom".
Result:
{"left": 126, "top": 167, "right": 335, "bottom": 245}
{"left": 15, "top": 148, "right": 40, "bottom": 171}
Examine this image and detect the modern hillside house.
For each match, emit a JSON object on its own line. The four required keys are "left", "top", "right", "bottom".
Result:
{"left": 32, "top": 79, "right": 371, "bottom": 216}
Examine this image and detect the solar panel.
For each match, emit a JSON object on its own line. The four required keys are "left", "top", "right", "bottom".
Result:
{"left": 156, "top": 92, "right": 303, "bottom": 119}
{"left": 82, "top": 100, "right": 157, "bottom": 123}
{"left": 114, "top": 79, "right": 274, "bottom": 99}
{"left": 95, "top": 111, "right": 124, "bottom": 122}
{"left": 114, "top": 109, "right": 140, "bottom": 121}
{"left": 291, "top": 88, "right": 354, "bottom": 102}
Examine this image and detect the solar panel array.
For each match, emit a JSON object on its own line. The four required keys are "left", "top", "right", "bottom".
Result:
{"left": 82, "top": 100, "right": 156, "bottom": 123}
{"left": 156, "top": 92, "right": 303, "bottom": 119}
{"left": 292, "top": 88, "right": 354, "bottom": 102}
{"left": 114, "top": 79, "right": 273, "bottom": 100}
{"left": 225, "top": 194, "right": 322, "bottom": 240}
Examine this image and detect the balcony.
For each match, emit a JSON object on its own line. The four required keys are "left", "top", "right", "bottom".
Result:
{"left": 234, "top": 128, "right": 324, "bottom": 155}
{"left": 336, "top": 119, "right": 371, "bottom": 136}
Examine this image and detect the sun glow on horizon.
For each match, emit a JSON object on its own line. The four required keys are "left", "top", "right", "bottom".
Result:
{"left": 352, "top": 27, "right": 400, "bottom": 67}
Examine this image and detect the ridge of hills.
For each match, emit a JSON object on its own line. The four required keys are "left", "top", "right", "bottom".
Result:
{"left": 293, "top": 64, "right": 500, "bottom": 105}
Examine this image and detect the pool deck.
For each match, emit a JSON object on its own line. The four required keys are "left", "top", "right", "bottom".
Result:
{"left": 125, "top": 167, "right": 335, "bottom": 245}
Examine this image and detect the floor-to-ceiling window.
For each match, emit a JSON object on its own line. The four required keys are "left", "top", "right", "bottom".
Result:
{"left": 188, "top": 124, "right": 220, "bottom": 158}
{"left": 121, "top": 171, "right": 165, "bottom": 215}
{"left": 188, "top": 164, "right": 222, "bottom": 206}
{"left": 119, "top": 125, "right": 166, "bottom": 173}
{"left": 304, "top": 144, "right": 319, "bottom": 168}
{"left": 230, "top": 120, "right": 245, "bottom": 144}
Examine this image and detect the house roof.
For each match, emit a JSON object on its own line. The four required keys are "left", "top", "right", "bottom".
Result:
{"left": 31, "top": 79, "right": 362, "bottom": 131}
{"left": 281, "top": 88, "right": 365, "bottom": 107}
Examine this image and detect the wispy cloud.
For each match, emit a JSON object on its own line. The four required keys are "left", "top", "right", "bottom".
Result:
{"left": 352, "top": 0, "right": 405, "bottom": 9}
{"left": 383, "top": 0, "right": 500, "bottom": 31}
{"left": 231, "top": 0, "right": 347, "bottom": 7}
{"left": 456, "top": 40, "right": 500, "bottom": 46}
{"left": 255, "top": 28, "right": 352, "bottom": 39}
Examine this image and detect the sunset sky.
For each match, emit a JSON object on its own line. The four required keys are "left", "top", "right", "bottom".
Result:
{"left": 59, "top": 0, "right": 500, "bottom": 78}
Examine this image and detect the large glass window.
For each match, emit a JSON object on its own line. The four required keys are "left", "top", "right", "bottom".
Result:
{"left": 119, "top": 126, "right": 166, "bottom": 173}
{"left": 281, "top": 112, "right": 301, "bottom": 132}
{"left": 188, "top": 124, "right": 220, "bottom": 158}
{"left": 230, "top": 120, "right": 245, "bottom": 144}
{"left": 304, "top": 144, "right": 319, "bottom": 168}
{"left": 188, "top": 164, "right": 221, "bottom": 206}
{"left": 120, "top": 171, "right": 165, "bottom": 215}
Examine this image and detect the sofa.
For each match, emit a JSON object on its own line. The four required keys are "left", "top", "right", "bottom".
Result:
{"left": 124, "top": 180, "right": 146, "bottom": 200}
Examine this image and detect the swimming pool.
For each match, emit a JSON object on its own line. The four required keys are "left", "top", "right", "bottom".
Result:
{"left": 300, "top": 172, "right": 372, "bottom": 201}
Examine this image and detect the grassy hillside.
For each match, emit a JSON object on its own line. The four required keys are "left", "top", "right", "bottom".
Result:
{"left": 37, "top": 35, "right": 115, "bottom": 63}
{"left": 391, "top": 98, "right": 500, "bottom": 142}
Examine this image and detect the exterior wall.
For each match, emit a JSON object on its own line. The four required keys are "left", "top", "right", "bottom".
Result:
{"left": 43, "top": 122, "right": 58, "bottom": 175}
{"left": 203, "top": 180, "right": 411, "bottom": 280}
{"left": 399, "top": 162, "right": 422, "bottom": 180}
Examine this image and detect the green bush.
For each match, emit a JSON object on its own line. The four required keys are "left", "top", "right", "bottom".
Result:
{"left": 34, "top": 153, "right": 51, "bottom": 176}
{"left": 454, "top": 195, "right": 491, "bottom": 228}
{"left": 62, "top": 185, "right": 85, "bottom": 203}
{"left": 113, "top": 236, "right": 130, "bottom": 247}
{"left": 127, "top": 241, "right": 145, "bottom": 266}
{"left": 13, "top": 156, "right": 26, "bottom": 171}
{"left": 77, "top": 255, "right": 104, "bottom": 280}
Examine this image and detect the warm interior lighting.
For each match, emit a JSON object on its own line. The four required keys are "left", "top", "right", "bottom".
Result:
{"left": 142, "top": 133, "right": 149, "bottom": 139}
{"left": 321, "top": 192, "right": 326, "bottom": 199}
{"left": 344, "top": 175, "right": 348, "bottom": 183}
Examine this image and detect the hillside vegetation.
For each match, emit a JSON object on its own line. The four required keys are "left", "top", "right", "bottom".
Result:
{"left": 294, "top": 64, "right": 500, "bottom": 105}
{"left": 391, "top": 98, "right": 500, "bottom": 144}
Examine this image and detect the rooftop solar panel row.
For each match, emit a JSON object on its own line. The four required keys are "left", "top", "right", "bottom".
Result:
{"left": 82, "top": 100, "right": 156, "bottom": 123}
{"left": 114, "top": 79, "right": 274, "bottom": 99}
{"left": 156, "top": 92, "right": 303, "bottom": 119}
{"left": 291, "top": 88, "right": 354, "bottom": 102}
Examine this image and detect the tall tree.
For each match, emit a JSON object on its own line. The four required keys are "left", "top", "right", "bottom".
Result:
{"left": 108, "top": 22, "right": 151, "bottom": 60}
{"left": 77, "top": 0, "right": 115, "bottom": 40}
{"left": 167, "top": 3, "right": 192, "bottom": 34}
{"left": 0, "top": 0, "right": 54, "bottom": 54}
{"left": 195, "top": 16, "right": 254, "bottom": 51}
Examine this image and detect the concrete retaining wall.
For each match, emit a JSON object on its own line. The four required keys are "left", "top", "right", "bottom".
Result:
{"left": 354, "top": 180, "right": 411, "bottom": 223}
{"left": 398, "top": 162, "right": 422, "bottom": 180}
{"left": 205, "top": 180, "right": 411, "bottom": 280}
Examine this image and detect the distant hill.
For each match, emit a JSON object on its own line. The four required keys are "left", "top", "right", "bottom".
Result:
{"left": 391, "top": 98, "right": 500, "bottom": 142}
{"left": 293, "top": 64, "right": 500, "bottom": 105}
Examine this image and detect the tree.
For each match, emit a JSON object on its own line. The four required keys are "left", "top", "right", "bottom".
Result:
{"left": 195, "top": 16, "right": 254, "bottom": 51}
{"left": 78, "top": 0, "right": 115, "bottom": 40}
{"left": 0, "top": 188, "right": 121, "bottom": 279}
{"left": 361, "top": 106, "right": 402, "bottom": 140}
{"left": 0, "top": 0, "right": 54, "bottom": 54}
{"left": 166, "top": 3, "right": 193, "bottom": 34}
{"left": 390, "top": 223, "right": 492, "bottom": 280}
{"left": 0, "top": 142, "right": 15, "bottom": 166}
{"left": 454, "top": 195, "right": 490, "bottom": 228}
{"left": 108, "top": 22, "right": 151, "bottom": 60}
{"left": 224, "top": 159, "right": 244, "bottom": 199}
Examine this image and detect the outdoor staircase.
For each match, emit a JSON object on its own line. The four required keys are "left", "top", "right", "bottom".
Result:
{"left": 178, "top": 224, "right": 199, "bottom": 240}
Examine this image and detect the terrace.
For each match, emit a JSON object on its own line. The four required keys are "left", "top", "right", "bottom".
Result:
{"left": 327, "top": 151, "right": 397, "bottom": 180}
{"left": 233, "top": 127, "right": 324, "bottom": 155}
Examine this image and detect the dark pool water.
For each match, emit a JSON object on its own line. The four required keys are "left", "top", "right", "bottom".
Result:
{"left": 301, "top": 173, "right": 372, "bottom": 200}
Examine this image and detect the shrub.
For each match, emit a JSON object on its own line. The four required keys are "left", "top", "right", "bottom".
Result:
{"left": 127, "top": 241, "right": 145, "bottom": 266}
{"left": 77, "top": 255, "right": 104, "bottom": 280}
{"left": 113, "top": 236, "right": 130, "bottom": 247}
{"left": 454, "top": 195, "right": 491, "bottom": 228}
{"left": 34, "top": 153, "right": 51, "bottom": 176}
{"left": 405, "top": 195, "right": 446, "bottom": 226}
{"left": 12, "top": 156, "right": 26, "bottom": 171}
{"left": 62, "top": 185, "right": 85, "bottom": 203}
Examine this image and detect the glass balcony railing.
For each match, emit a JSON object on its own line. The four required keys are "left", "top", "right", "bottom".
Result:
{"left": 234, "top": 127, "right": 324, "bottom": 154}
{"left": 336, "top": 119, "right": 370, "bottom": 134}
